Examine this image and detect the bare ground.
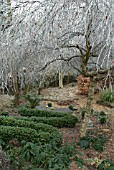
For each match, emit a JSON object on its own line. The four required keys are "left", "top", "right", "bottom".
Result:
{"left": 41, "top": 84, "right": 114, "bottom": 168}
{"left": 0, "top": 84, "right": 114, "bottom": 169}
{"left": 41, "top": 85, "right": 114, "bottom": 114}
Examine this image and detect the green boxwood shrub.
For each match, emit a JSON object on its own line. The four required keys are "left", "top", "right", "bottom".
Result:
{"left": 0, "top": 126, "right": 39, "bottom": 143}
{"left": 47, "top": 102, "right": 52, "bottom": 107}
{"left": 15, "top": 115, "right": 78, "bottom": 128}
{"left": 0, "top": 116, "right": 61, "bottom": 141}
{"left": 29, "top": 116, "right": 78, "bottom": 128}
{"left": 0, "top": 111, "right": 9, "bottom": 116}
{"left": 18, "top": 107, "right": 70, "bottom": 117}
{"left": 0, "top": 117, "right": 62, "bottom": 145}
{"left": 68, "top": 105, "right": 74, "bottom": 111}
{"left": 0, "top": 125, "right": 61, "bottom": 145}
{"left": 0, "top": 116, "right": 58, "bottom": 133}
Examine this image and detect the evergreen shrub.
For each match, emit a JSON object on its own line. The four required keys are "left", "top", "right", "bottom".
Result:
{"left": 15, "top": 115, "right": 78, "bottom": 128}
{"left": 18, "top": 107, "right": 69, "bottom": 117}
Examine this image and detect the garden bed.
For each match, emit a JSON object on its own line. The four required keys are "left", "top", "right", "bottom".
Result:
{"left": 0, "top": 85, "right": 114, "bottom": 170}
{"left": 96, "top": 100, "right": 114, "bottom": 108}
{"left": 36, "top": 105, "right": 72, "bottom": 113}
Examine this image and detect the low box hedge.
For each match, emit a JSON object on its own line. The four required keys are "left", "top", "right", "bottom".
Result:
{"left": 0, "top": 125, "right": 61, "bottom": 145}
{"left": 18, "top": 107, "right": 69, "bottom": 117}
{"left": 0, "top": 126, "right": 39, "bottom": 143}
{"left": 31, "top": 116, "right": 78, "bottom": 127}
{"left": 0, "top": 116, "right": 58, "bottom": 133}
{"left": 17, "top": 107, "right": 78, "bottom": 127}
{"left": 15, "top": 115, "right": 78, "bottom": 128}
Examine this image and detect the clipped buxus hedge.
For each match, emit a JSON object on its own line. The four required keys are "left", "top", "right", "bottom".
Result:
{"left": 0, "top": 116, "right": 58, "bottom": 133}
{"left": 17, "top": 107, "right": 78, "bottom": 127}
{"left": 0, "top": 126, "right": 39, "bottom": 143}
{"left": 0, "top": 117, "right": 61, "bottom": 144}
{"left": 0, "top": 126, "right": 61, "bottom": 145}
{"left": 18, "top": 107, "right": 69, "bottom": 117}
{"left": 15, "top": 115, "right": 78, "bottom": 128}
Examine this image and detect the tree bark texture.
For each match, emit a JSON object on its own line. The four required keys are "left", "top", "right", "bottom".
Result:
{"left": 80, "top": 76, "right": 95, "bottom": 138}
{"left": 12, "top": 70, "right": 20, "bottom": 105}
{"left": 7, "top": 0, "right": 12, "bottom": 22}
{"left": 59, "top": 70, "right": 63, "bottom": 88}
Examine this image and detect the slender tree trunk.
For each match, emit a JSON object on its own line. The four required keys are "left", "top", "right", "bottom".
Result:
{"left": 59, "top": 70, "right": 63, "bottom": 88}
{"left": 13, "top": 82, "right": 19, "bottom": 105}
{"left": 12, "top": 69, "right": 20, "bottom": 105}
{"left": 38, "top": 87, "right": 41, "bottom": 95}
{"left": 14, "top": 91, "right": 19, "bottom": 106}
{"left": 7, "top": 0, "right": 12, "bottom": 23}
{"left": 80, "top": 76, "right": 95, "bottom": 138}
{"left": 24, "top": 82, "right": 31, "bottom": 95}
{"left": 67, "top": 73, "right": 70, "bottom": 84}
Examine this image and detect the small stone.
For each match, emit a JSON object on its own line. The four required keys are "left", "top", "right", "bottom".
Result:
{"left": 88, "top": 119, "right": 93, "bottom": 128}
{"left": 102, "top": 129, "right": 111, "bottom": 132}
{"left": 82, "top": 165, "right": 89, "bottom": 170}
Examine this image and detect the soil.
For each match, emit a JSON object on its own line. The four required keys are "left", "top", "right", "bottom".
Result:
{"left": 41, "top": 85, "right": 113, "bottom": 113}
{"left": 0, "top": 84, "right": 114, "bottom": 169}
{"left": 41, "top": 84, "right": 114, "bottom": 169}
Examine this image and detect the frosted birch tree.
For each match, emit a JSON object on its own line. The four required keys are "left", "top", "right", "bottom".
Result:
{"left": 0, "top": 0, "right": 114, "bottom": 135}
{"left": 0, "top": 0, "right": 75, "bottom": 103}
{"left": 0, "top": 0, "right": 50, "bottom": 104}
{"left": 38, "top": 0, "right": 114, "bottom": 137}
